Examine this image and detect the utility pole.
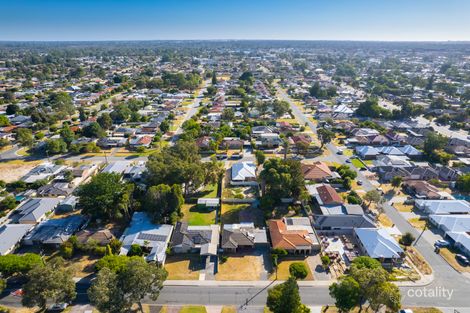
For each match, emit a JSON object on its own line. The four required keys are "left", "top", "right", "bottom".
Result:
{"left": 103, "top": 150, "right": 108, "bottom": 164}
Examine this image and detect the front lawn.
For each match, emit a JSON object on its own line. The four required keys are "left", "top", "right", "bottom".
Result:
{"left": 394, "top": 202, "right": 414, "bottom": 212}
{"left": 164, "top": 255, "right": 203, "bottom": 280}
{"left": 181, "top": 204, "right": 216, "bottom": 226}
{"left": 216, "top": 255, "right": 263, "bottom": 281}
{"left": 351, "top": 158, "right": 366, "bottom": 169}
{"left": 408, "top": 217, "right": 427, "bottom": 230}
{"left": 269, "top": 259, "right": 313, "bottom": 281}
{"left": 439, "top": 247, "right": 470, "bottom": 273}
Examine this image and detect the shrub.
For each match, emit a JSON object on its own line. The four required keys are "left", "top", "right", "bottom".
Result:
{"left": 127, "top": 244, "right": 143, "bottom": 256}
{"left": 289, "top": 262, "right": 308, "bottom": 279}
{"left": 93, "top": 246, "right": 107, "bottom": 256}
{"left": 219, "top": 255, "right": 228, "bottom": 264}
{"left": 60, "top": 242, "right": 74, "bottom": 259}
{"left": 109, "top": 238, "right": 122, "bottom": 254}
{"left": 321, "top": 255, "right": 331, "bottom": 268}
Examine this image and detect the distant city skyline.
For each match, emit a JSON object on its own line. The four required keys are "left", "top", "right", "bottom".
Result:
{"left": 1, "top": 0, "right": 470, "bottom": 41}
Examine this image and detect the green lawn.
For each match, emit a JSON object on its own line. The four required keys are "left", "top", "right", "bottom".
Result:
{"left": 181, "top": 204, "right": 216, "bottom": 225}
{"left": 221, "top": 203, "right": 251, "bottom": 224}
{"left": 351, "top": 158, "right": 366, "bottom": 169}
{"left": 343, "top": 149, "right": 354, "bottom": 157}
{"left": 201, "top": 184, "right": 218, "bottom": 198}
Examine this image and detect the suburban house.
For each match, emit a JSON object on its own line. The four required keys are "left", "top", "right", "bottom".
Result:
{"left": 75, "top": 229, "right": 115, "bottom": 246}
{"left": 268, "top": 217, "right": 321, "bottom": 254}
{"left": 403, "top": 181, "right": 451, "bottom": 200}
{"left": 221, "top": 223, "right": 268, "bottom": 253}
{"left": 429, "top": 214, "right": 470, "bottom": 257}
{"left": 21, "top": 163, "right": 67, "bottom": 184}
{"left": 415, "top": 200, "right": 470, "bottom": 215}
{"left": 0, "top": 224, "right": 34, "bottom": 255}
{"left": 301, "top": 162, "right": 334, "bottom": 182}
{"left": 15, "top": 198, "right": 61, "bottom": 224}
{"left": 23, "top": 215, "right": 86, "bottom": 246}
{"left": 57, "top": 196, "right": 78, "bottom": 213}
{"left": 310, "top": 184, "right": 343, "bottom": 206}
{"left": 257, "top": 133, "right": 283, "bottom": 148}
{"left": 170, "top": 222, "right": 220, "bottom": 256}
{"left": 313, "top": 204, "right": 376, "bottom": 232}
{"left": 119, "top": 212, "right": 173, "bottom": 265}
{"left": 354, "top": 228, "right": 404, "bottom": 267}
{"left": 231, "top": 162, "right": 257, "bottom": 185}
{"left": 101, "top": 161, "right": 133, "bottom": 175}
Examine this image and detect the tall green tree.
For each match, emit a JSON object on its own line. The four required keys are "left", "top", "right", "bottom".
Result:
{"left": 22, "top": 259, "right": 76, "bottom": 310}
{"left": 77, "top": 173, "right": 133, "bottom": 222}
{"left": 317, "top": 128, "right": 335, "bottom": 149}
{"left": 16, "top": 128, "right": 34, "bottom": 147}
{"left": 143, "top": 184, "right": 183, "bottom": 223}
{"left": 146, "top": 141, "right": 204, "bottom": 194}
{"left": 329, "top": 276, "right": 361, "bottom": 312}
{"left": 266, "top": 277, "right": 310, "bottom": 313}
{"left": 89, "top": 259, "right": 167, "bottom": 313}
{"left": 45, "top": 92, "right": 75, "bottom": 118}
{"left": 97, "top": 113, "right": 113, "bottom": 130}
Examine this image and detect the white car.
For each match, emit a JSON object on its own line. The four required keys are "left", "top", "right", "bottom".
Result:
{"left": 434, "top": 239, "right": 450, "bottom": 248}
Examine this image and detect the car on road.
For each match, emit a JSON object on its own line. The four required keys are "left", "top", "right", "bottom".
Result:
{"left": 434, "top": 239, "right": 450, "bottom": 248}
{"left": 399, "top": 310, "right": 413, "bottom": 313}
{"left": 345, "top": 158, "right": 351, "bottom": 163}
{"left": 336, "top": 150, "right": 343, "bottom": 155}
{"left": 10, "top": 289, "right": 24, "bottom": 297}
{"left": 48, "top": 303, "right": 69, "bottom": 312}
{"left": 456, "top": 254, "right": 469, "bottom": 266}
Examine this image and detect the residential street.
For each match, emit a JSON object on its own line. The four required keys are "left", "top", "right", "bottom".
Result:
{"left": 276, "top": 85, "right": 470, "bottom": 309}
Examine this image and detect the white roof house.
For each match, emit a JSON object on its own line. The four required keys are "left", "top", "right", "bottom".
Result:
{"left": 16, "top": 198, "right": 61, "bottom": 224}
{"left": 119, "top": 212, "right": 173, "bottom": 265}
{"left": 101, "top": 161, "right": 133, "bottom": 175}
{"left": 21, "top": 163, "right": 66, "bottom": 183}
{"left": 355, "top": 146, "right": 379, "bottom": 158}
{"left": 333, "top": 104, "right": 354, "bottom": 115}
{"left": 429, "top": 215, "right": 470, "bottom": 233}
{"left": 0, "top": 224, "right": 34, "bottom": 255}
{"left": 231, "top": 162, "right": 257, "bottom": 182}
{"left": 354, "top": 228, "right": 404, "bottom": 260}
{"left": 415, "top": 200, "right": 470, "bottom": 215}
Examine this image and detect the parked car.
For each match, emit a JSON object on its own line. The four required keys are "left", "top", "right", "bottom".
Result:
{"left": 336, "top": 150, "right": 343, "bottom": 155}
{"left": 10, "top": 289, "right": 24, "bottom": 297}
{"left": 345, "top": 158, "right": 351, "bottom": 163}
{"left": 357, "top": 180, "right": 363, "bottom": 185}
{"left": 456, "top": 254, "right": 469, "bottom": 266}
{"left": 434, "top": 239, "right": 450, "bottom": 248}
{"left": 48, "top": 303, "right": 69, "bottom": 312}
{"left": 399, "top": 310, "right": 413, "bottom": 313}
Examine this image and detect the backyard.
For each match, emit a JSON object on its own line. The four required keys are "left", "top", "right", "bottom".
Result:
{"left": 181, "top": 204, "right": 216, "bottom": 225}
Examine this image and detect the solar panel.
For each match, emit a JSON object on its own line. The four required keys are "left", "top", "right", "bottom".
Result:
{"left": 137, "top": 233, "right": 167, "bottom": 242}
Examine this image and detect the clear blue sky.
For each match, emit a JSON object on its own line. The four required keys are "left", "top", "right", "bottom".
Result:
{"left": 1, "top": 0, "right": 470, "bottom": 41}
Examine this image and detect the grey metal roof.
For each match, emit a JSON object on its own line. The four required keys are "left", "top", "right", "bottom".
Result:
{"left": 0, "top": 224, "right": 34, "bottom": 255}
